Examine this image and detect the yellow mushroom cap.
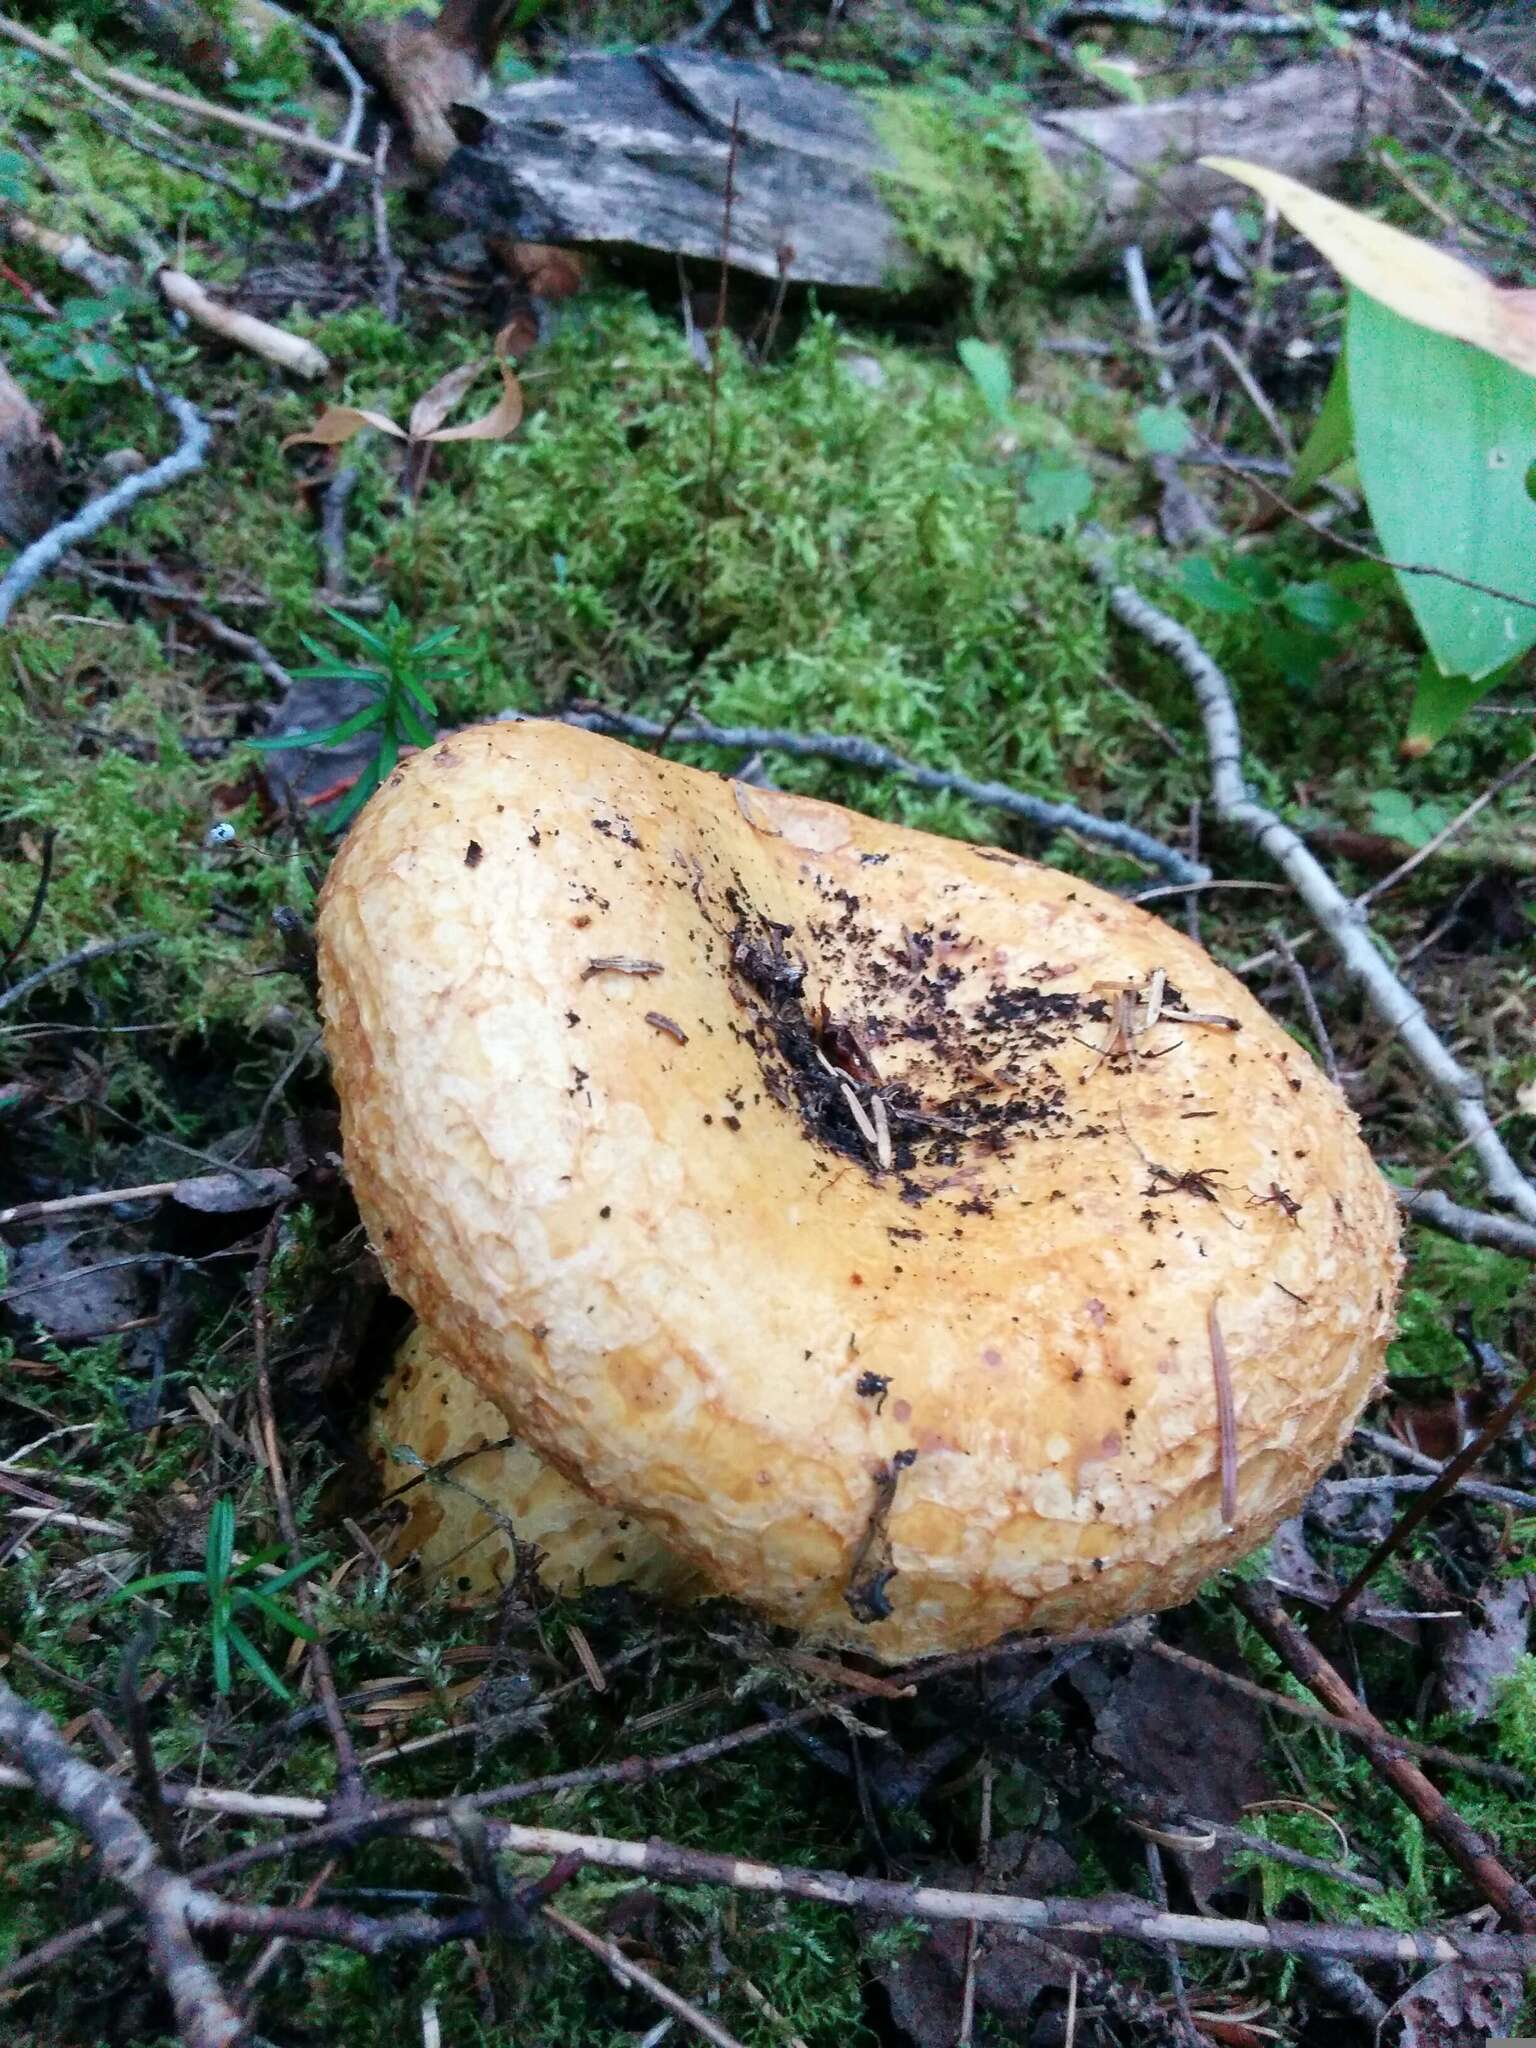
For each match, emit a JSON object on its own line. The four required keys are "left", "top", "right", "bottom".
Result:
{"left": 322, "top": 720, "right": 1400, "bottom": 1659}
{"left": 372, "top": 1326, "right": 695, "bottom": 1600}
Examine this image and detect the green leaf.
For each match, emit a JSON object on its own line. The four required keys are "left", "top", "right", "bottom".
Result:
{"left": 225, "top": 1620, "right": 292, "bottom": 1700}
{"left": 957, "top": 338, "right": 1014, "bottom": 426}
{"left": 1020, "top": 462, "right": 1093, "bottom": 534}
{"left": 1280, "top": 579, "right": 1360, "bottom": 634}
{"left": 109, "top": 1569, "right": 203, "bottom": 1598}
{"left": 1404, "top": 650, "right": 1518, "bottom": 752}
{"left": 324, "top": 754, "right": 387, "bottom": 831}
{"left": 396, "top": 700, "right": 436, "bottom": 749}
{"left": 240, "top": 1589, "right": 318, "bottom": 1641}
{"left": 248, "top": 704, "right": 385, "bottom": 752}
{"left": 207, "top": 1496, "right": 236, "bottom": 1589}
{"left": 258, "top": 1552, "right": 328, "bottom": 1596}
{"left": 1367, "top": 787, "right": 1451, "bottom": 847}
{"left": 212, "top": 1621, "right": 232, "bottom": 1695}
{"left": 1347, "top": 288, "right": 1536, "bottom": 683}
{"left": 1290, "top": 354, "right": 1352, "bottom": 498}
{"left": 1136, "top": 404, "right": 1192, "bottom": 456}
{"left": 1176, "top": 555, "right": 1257, "bottom": 615}
{"left": 321, "top": 607, "right": 393, "bottom": 658}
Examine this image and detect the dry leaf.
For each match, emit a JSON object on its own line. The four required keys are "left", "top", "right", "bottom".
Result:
{"left": 424, "top": 360, "right": 523, "bottom": 444}
{"left": 280, "top": 405, "right": 406, "bottom": 451}
{"left": 1201, "top": 157, "right": 1536, "bottom": 379}
{"left": 506, "top": 241, "right": 585, "bottom": 300}
{"left": 408, "top": 359, "right": 490, "bottom": 440}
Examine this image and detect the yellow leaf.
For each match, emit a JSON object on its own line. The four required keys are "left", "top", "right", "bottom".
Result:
{"left": 422, "top": 360, "right": 524, "bottom": 445}
{"left": 280, "top": 405, "right": 405, "bottom": 450}
{"left": 1201, "top": 157, "right": 1536, "bottom": 380}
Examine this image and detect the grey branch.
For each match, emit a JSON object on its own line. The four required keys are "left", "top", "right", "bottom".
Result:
{"left": 0, "top": 931, "right": 158, "bottom": 1017}
{"left": 1084, "top": 546, "right": 1536, "bottom": 1226}
{"left": 1396, "top": 1187, "right": 1536, "bottom": 1260}
{"left": 1048, "top": 2, "right": 1536, "bottom": 121}
{"left": 0, "top": 375, "right": 210, "bottom": 626}
{"left": 0, "top": 1677, "right": 243, "bottom": 2048}
{"left": 561, "top": 708, "right": 1207, "bottom": 884}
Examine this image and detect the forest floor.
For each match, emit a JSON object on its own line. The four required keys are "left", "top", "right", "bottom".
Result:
{"left": 1, "top": 3, "right": 1536, "bottom": 2045}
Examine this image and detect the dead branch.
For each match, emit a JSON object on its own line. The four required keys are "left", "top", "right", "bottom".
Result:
{"left": 1396, "top": 1188, "right": 1536, "bottom": 1260}
{"left": 157, "top": 269, "right": 330, "bottom": 378}
{"left": 0, "top": 1676, "right": 244, "bottom": 2048}
{"left": 545, "top": 1904, "right": 748, "bottom": 2048}
{"left": 1048, "top": 4, "right": 1536, "bottom": 123}
{"left": 0, "top": 211, "right": 131, "bottom": 294}
{"left": 0, "top": 373, "right": 209, "bottom": 627}
{"left": 1328, "top": 1364, "right": 1536, "bottom": 1619}
{"left": 1230, "top": 1584, "right": 1536, "bottom": 1932}
{"left": 0, "top": 13, "right": 370, "bottom": 168}
{"left": 1085, "top": 543, "right": 1536, "bottom": 1226}
{"left": 0, "top": 359, "right": 60, "bottom": 546}
{"left": 562, "top": 708, "right": 1206, "bottom": 882}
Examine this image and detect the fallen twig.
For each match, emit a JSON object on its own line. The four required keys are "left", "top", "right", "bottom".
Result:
{"left": 545, "top": 1903, "right": 747, "bottom": 2048}
{"left": 1085, "top": 545, "right": 1536, "bottom": 1224}
{"left": 1396, "top": 1188, "right": 1536, "bottom": 1261}
{"left": 0, "top": 826, "right": 55, "bottom": 979}
{"left": 0, "top": 931, "right": 158, "bottom": 1017}
{"left": 0, "top": 373, "right": 209, "bottom": 627}
{"left": 562, "top": 708, "right": 1207, "bottom": 884}
{"left": 1328, "top": 1363, "right": 1536, "bottom": 1619}
{"left": 0, "top": 13, "right": 372, "bottom": 167}
{"left": 0, "top": 1676, "right": 243, "bottom": 2048}
{"left": 1231, "top": 1583, "right": 1536, "bottom": 1931}
{"left": 0, "top": 211, "right": 131, "bottom": 294}
{"left": 1048, "top": 4, "right": 1536, "bottom": 122}
{"left": 158, "top": 269, "right": 329, "bottom": 378}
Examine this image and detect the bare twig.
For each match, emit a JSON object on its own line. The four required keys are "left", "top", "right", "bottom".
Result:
{"left": 0, "top": 931, "right": 158, "bottom": 1017}
{"left": 1328, "top": 1364, "right": 1536, "bottom": 1619}
{"left": 1086, "top": 545, "right": 1536, "bottom": 1224}
{"left": 371, "top": 124, "right": 402, "bottom": 321}
{"left": 1356, "top": 752, "right": 1536, "bottom": 910}
{"left": 0, "top": 13, "right": 372, "bottom": 166}
{"left": 0, "top": 375, "right": 210, "bottom": 626}
{"left": 158, "top": 269, "right": 329, "bottom": 377}
{"left": 1397, "top": 1188, "right": 1536, "bottom": 1260}
{"left": 0, "top": 1676, "right": 243, "bottom": 2048}
{"left": 1048, "top": 4, "right": 1536, "bottom": 121}
{"left": 0, "top": 826, "right": 55, "bottom": 978}
{"left": 1269, "top": 925, "right": 1338, "bottom": 1083}
{"left": 544, "top": 1904, "right": 748, "bottom": 2048}
{"left": 562, "top": 708, "right": 1207, "bottom": 883}
{"left": 1232, "top": 1584, "right": 1536, "bottom": 1931}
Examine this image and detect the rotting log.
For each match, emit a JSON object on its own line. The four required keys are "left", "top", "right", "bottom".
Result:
{"left": 420, "top": 44, "right": 1418, "bottom": 295}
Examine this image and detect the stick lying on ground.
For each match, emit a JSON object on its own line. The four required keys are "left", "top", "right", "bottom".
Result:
{"left": 562, "top": 707, "right": 1206, "bottom": 884}
{"left": 1084, "top": 542, "right": 1536, "bottom": 1228}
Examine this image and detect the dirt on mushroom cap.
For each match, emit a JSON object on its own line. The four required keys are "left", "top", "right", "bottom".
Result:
{"left": 320, "top": 720, "right": 1401, "bottom": 1660}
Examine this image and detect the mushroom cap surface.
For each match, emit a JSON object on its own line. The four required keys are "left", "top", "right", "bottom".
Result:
{"left": 321, "top": 720, "right": 1400, "bottom": 1659}
{"left": 372, "top": 1327, "right": 695, "bottom": 1600}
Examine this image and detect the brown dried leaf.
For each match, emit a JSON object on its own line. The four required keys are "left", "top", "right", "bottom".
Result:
{"left": 280, "top": 405, "right": 405, "bottom": 451}
{"left": 506, "top": 241, "right": 585, "bottom": 300}
{"left": 423, "top": 359, "right": 524, "bottom": 444}
{"left": 408, "top": 359, "right": 489, "bottom": 441}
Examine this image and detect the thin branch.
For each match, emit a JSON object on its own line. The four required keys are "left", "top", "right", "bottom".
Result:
{"left": 0, "top": 374, "right": 210, "bottom": 626}
{"left": 1356, "top": 752, "right": 1536, "bottom": 910}
{"left": 0, "top": 826, "right": 55, "bottom": 978}
{"left": 1047, "top": 4, "right": 1536, "bottom": 122}
{"left": 1328, "top": 1364, "right": 1536, "bottom": 1619}
{"left": 1231, "top": 1583, "right": 1536, "bottom": 1931}
{"left": 1085, "top": 544, "right": 1536, "bottom": 1224}
{"left": 562, "top": 708, "right": 1207, "bottom": 883}
{"left": 1396, "top": 1187, "right": 1536, "bottom": 1260}
{"left": 0, "top": 931, "right": 158, "bottom": 1018}
{"left": 0, "top": 1676, "right": 243, "bottom": 2048}
{"left": 544, "top": 1904, "right": 748, "bottom": 2048}
{"left": 0, "top": 13, "right": 372, "bottom": 166}
{"left": 1269, "top": 925, "right": 1338, "bottom": 1083}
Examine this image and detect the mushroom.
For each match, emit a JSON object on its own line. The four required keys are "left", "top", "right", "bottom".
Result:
{"left": 322, "top": 721, "right": 1400, "bottom": 1660}
{"left": 372, "top": 1326, "right": 696, "bottom": 1601}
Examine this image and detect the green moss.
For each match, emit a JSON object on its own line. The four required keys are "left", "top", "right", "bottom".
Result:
{"left": 869, "top": 81, "right": 1086, "bottom": 301}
